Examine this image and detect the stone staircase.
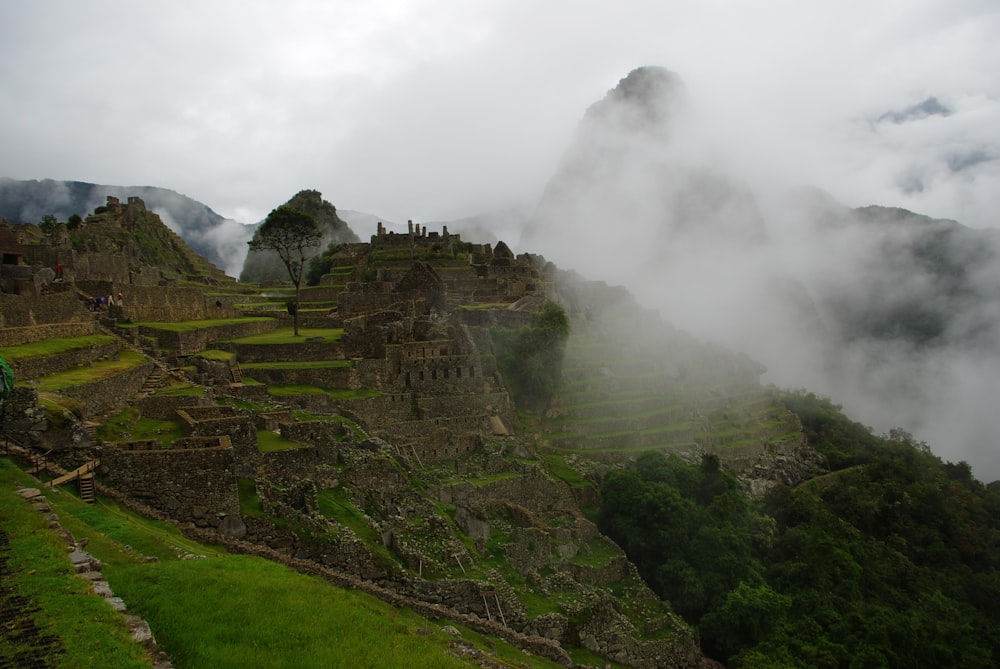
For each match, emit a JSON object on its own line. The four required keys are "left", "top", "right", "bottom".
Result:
{"left": 141, "top": 366, "right": 167, "bottom": 394}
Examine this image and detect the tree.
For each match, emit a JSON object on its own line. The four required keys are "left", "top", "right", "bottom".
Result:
{"left": 39, "top": 214, "right": 58, "bottom": 235}
{"left": 247, "top": 206, "right": 322, "bottom": 336}
{"left": 492, "top": 301, "right": 569, "bottom": 414}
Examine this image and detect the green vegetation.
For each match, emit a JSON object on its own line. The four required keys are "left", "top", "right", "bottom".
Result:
{"left": 96, "top": 407, "right": 186, "bottom": 445}
{"left": 256, "top": 429, "right": 301, "bottom": 452}
{"left": 195, "top": 349, "right": 236, "bottom": 361}
{"left": 0, "top": 334, "right": 117, "bottom": 362}
{"left": 27, "top": 351, "right": 147, "bottom": 392}
{"left": 223, "top": 327, "right": 344, "bottom": 344}
{"left": 1, "top": 459, "right": 561, "bottom": 669}
{"left": 306, "top": 241, "right": 346, "bottom": 286}
{"left": 248, "top": 205, "right": 323, "bottom": 336}
{"left": 266, "top": 385, "right": 380, "bottom": 400}
{"left": 0, "top": 459, "right": 151, "bottom": 668}
{"left": 236, "top": 477, "right": 265, "bottom": 517}
{"left": 492, "top": 301, "right": 569, "bottom": 414}
{"left": 134, "top": 317, "right": 274, "bottom": 332}
{"left": 600, "top": 393, "right": 1000, "bottom": 667}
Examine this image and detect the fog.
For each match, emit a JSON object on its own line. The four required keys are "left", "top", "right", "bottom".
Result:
{"left": 521, "top": 67, "right": 1000, "bottom": 480}
{"left": 2, "top": 2, "right": 998, "bottom": 477}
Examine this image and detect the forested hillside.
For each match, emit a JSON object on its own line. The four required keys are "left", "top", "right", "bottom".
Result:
{"left": 600, "top": 391, "right": 1000, "bottom": 667}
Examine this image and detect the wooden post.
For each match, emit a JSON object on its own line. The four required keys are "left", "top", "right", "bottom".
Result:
{"left": 494, "top": 593, "right": 507, "bottom": 627}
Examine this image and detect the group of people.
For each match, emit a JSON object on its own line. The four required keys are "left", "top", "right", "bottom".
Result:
{"left": 86, "top": 292, "right": 123, "bottom": 311}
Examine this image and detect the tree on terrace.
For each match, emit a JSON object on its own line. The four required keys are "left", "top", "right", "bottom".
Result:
{"left": 247, "top": 206, "right": 322, "bottom": 336}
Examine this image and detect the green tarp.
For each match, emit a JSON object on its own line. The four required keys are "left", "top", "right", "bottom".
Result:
{"left": 0, "top": 356, "right": 13, "bottom": 401}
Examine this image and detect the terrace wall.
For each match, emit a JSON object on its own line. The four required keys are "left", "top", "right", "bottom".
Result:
{"left": 60, "top": 359, "right": 154, "bottom": 419}
{"left": 215, "top": 339, "right": 344, "bottom": 363}
{"left": 185, "top": 413, "right": 260, "bottom": 477}
{"left": 0, "top": 291, "right": 90, "bottom": 329}
{"left": 142, "top": 319, "right": 278, "bottom": 355}
{"left": 7, "top": 340, "right": 121, "bottom": 381}
{"left": 0, "top": 321, "right": 101, "bottom": 347}
{"left": 102, "top": 436, "right": 246, "bottom": 537}
{"left": 239, "top": 365, "right": 354, "bottom": 388}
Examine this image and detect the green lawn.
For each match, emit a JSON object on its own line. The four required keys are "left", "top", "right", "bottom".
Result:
{"left": 224, "top": 327, "right": 344, "bottom": 344}
{"left": 266, "top": 385, "right": 381, "bottom": 400}
{"left": 0, "top": 334, "right": 117, "bottom": 362}
{"left": 133, "top": 317, "right": 276, "bottom": 332}
{"left": 26, "top": 351, "right": 148, "bottom": 392}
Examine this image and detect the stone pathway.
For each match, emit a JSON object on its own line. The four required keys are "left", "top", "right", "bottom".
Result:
{"left": 14, "top": 487, "right": 173, "bottom": 669}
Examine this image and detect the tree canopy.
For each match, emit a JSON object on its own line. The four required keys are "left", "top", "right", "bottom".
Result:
{"left": 492, "top": 301, "right": 570, "bottom": 414}
{"left": 247, "top": 206, "right": 322, "bottom": 335}
{"left": 599, "top": 393, "right": 1000, "bottom": 667}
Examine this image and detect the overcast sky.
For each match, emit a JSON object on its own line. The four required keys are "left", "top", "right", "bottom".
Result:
{"left": 1, "top": 0, "right": 998, "bottom": 228}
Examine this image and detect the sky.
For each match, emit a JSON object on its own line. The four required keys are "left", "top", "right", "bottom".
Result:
{"left": 3, "top": 1, "right": 1000, "bottom": 477}
{"left": 1, "top": 0, "right": 998, "bottom": 229}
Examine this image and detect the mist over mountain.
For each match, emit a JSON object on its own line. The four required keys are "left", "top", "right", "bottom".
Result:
{"left": 0, "top": 178, "right": 254, "bottom": 276}
{"left": 239, "top": 190, "right": 361, "bottom": 283}
{"left": 524, "top": 66, "right": 1000, "bottom": 479}
{"left": 4, "top": 66, "right": 998, "bottom": 477}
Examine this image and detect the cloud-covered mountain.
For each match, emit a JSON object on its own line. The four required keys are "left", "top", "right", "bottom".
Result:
{"left": 238, "top": 190, "right": 361, "bottom": 283}
{"left": 524, "top": 66, "right": 1000, "bottom": 479}
{"left": 0, "top": 178, "right": 253, "bottom": 276}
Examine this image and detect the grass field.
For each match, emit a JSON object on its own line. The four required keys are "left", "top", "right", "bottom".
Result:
{"left": 223, "top": 327, "right": 345, "bottom": 344}
{"left": 0, "top": 458, "right": 564, "bottom": 669}
{"left": 0, "top": 334, "right": 117, "bottom": 362}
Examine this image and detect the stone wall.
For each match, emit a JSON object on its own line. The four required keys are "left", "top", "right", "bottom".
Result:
{"left": 185, "top": 412, "right": 260, "bottom": 477}
{"left": 60, "top": 359, "right": 154, "bottom": 420}
{"left": 216, "top": 339, "right": 344, "bottom": 363}
{"left": 239, "top": 364, "right": 354, "bottom": 388}
{"left": 72, "top": 251, "right": 130, "bottom": 283}
{"left": 142, "top": 319, "right": 278, "bottom": 355}
{"left": 8, "top": 340, "right": 120, "bottom": 381}
{"left": 0, "top": 291, "right": 90, "bottom": 328}
{"left": 136, "top": 394, "right": 215, "bottom": 421}
{"left": 0, "top": 320, "right": 100, "bottom": 347}
{"left": 0, "top": 387, "right": 47, "bottom": 448}
{"left": 117, "top": 285, "right": 208, "bottom": 323}
{"left": 279, "top": 420, "right": 347, "bottom": 448}
{"left": 260, "top": 445, "right": 344, "bottom": 488}
{"left": 101, "top": 437, "right": 246, "bottom": 537}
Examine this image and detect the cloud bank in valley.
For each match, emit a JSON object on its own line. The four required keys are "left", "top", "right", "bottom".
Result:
{"left": 1, "top": 2, "right": 999, "bottom": 476}
{"left": 523, "top": 66, "right": 1000, "bottom": 480}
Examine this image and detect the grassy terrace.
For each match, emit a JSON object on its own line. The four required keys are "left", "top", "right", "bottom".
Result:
{"left": 0, "top": 334, "right": 117, "bottom": 362}
{"left": 24, "top": 350, "right": 147, "bottom": 392}
{"left": 194, "top": 349, "right": 236, "bottom": 361}
{"left": 122, "top": 317, "right": 276, "bottom": 332}
{"left": 222, "top": 327, "right": 344, "bottom": 344}
{"left": 98, "top": 407, "right": 186, "bottom": 445}
{"left": 265, "top": 385, "right": 380, "bottom": 400}
{"left": 240, "top": 359, "right": 353, "bottom": 370}
{"left": 257, "top": 429, "right": 301, "bottom": 452}
{"left": 1, "top": 460, "right": 563, "bottom": 669}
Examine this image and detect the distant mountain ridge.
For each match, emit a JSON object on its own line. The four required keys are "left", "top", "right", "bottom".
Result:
{"left": 0, "top": 177, "right": 252, "bottom": 276}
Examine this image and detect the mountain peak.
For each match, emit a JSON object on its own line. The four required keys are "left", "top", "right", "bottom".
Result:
{"left": 582, "top": 65, "right": 686, "bottom": 135}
